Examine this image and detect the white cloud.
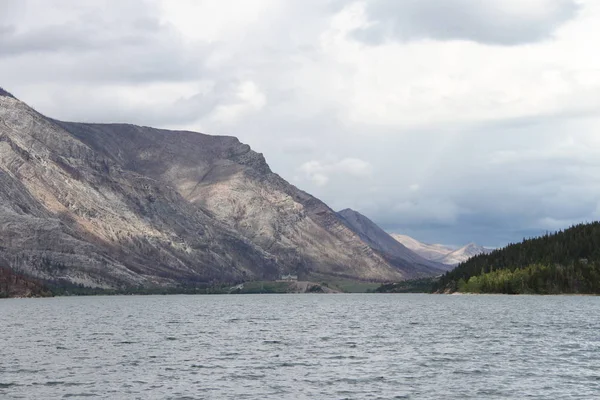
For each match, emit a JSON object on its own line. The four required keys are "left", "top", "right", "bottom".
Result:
{"left": 159, "top": 0, "right": 280, "bottom": 43}
{"left": 3, "top": 0, "right": 600, "bottom": 246}
{"left": 334, "top": 158, "right": 373, "bottom": 177}
{"left": 312, "top": 173, "right": 330, "bottom": 187}
{"left": 315, "top": 2, "right": 600, "bottom": 128}
{"left": 211, "top": 81, "right": 267, "bottom": 125}
{"left": 298, "top": 157, "right": 373, "bottom": 186}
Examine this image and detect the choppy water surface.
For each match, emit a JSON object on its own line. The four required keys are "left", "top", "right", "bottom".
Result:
{"left": 1, "top": 294, "right": 599, "bottom": 399}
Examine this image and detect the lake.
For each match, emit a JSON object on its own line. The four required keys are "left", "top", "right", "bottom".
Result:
{"left": 1, "top": 294, "right": 599, "bottom": 399}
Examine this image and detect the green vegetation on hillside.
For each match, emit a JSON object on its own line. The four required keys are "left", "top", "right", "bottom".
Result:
{"left": 0, "top": 277, "right": 336, "bottom": 298}
{"left": 376, "top": 278, "right": 437, "bottom": 293}
{"left": 304, "top": 273, "right": 383, "bottom": 293}
{"left": 435, "top": 222, "right": 600, "bottom": 294}
{"left": 0, "top": 267, "right": 53, "bottom": 298}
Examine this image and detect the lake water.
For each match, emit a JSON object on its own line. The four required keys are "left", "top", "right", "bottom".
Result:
{"left": 1, "top": 294, "right": 599, "bottom": 399}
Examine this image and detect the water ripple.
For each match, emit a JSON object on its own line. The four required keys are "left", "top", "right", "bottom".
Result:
{"left": 1, "top": 294, "right": 600, "bottom": 399}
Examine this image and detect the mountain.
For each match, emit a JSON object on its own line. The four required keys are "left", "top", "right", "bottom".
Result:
{"left": 0, "top": 88, "right": 440, "bottom": 290}
{"left": 390, "top": 234, "right": 456, "bottom": 262}
{"left": 434, "top": 222, "right": 600, "bottom": 294}
{"left": 337, "top": 209, "right": 446, "bottom": 277}
{"left": 390, "top": 234, "right": 490, "bottom": 266}
{"left": 442, "top": 243, "right": 491, "bottom": 266}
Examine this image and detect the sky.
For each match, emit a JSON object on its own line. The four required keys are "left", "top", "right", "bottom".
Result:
{"left": 1, "top": 0, "right": 600, "bottom": 247}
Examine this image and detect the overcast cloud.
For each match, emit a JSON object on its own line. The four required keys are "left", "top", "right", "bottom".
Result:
{"left": 354, "top": 0, "right": 580, "bottom": 45}
{"left": 1, "top": 0, "right": 599, "bottom": 247}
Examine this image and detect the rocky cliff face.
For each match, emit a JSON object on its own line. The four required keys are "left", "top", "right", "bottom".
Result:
{"left": 0, "top": 90, "right": 438, "bottom": 288}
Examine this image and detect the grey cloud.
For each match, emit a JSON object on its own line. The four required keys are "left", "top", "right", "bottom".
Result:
{"left": 0, "top": 0, "right": 206, "bottom": 85}
{"left": 0, "top": 18, "right": 167, "bottom": 57}
{"left": 382, "top": 218, "right": 549, "bottom": 249}
{"left": 0, "top": 0, "right": 323, "bottom": 124}
{"left": 353, "top": 0, "right": 579, "bottom": 45}
{"left": 305, "top": 115, "right": 600, "bottom": 248}
{"left": 0, "top": 25, "right": 14, "bottom": 35}
{"left": 0, "top": 0, "right": 20, "bottom": 22}
{"left": 246, "top": 108, "right": 600, "bottom": 249}
{"left": 22, "top": 80, "right": 248, "bottom": 127}
{"left": 0, "top": 1, "right": 154, "bottom": 54}
{"left": 280, "top": 138, "right": 318, "bottom": 155}
{"left": 1, "top": 0, "right": 598, "bottom": 249}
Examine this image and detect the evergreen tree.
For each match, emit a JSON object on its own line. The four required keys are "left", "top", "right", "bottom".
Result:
{"left": 433, "top": 222, "right": 600, "bottom": 294}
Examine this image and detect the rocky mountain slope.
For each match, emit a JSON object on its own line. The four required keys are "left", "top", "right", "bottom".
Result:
{"left": 337, "top": 209, "right": 446, "bottom": 276}
{"left": 390, "top": 234, "right": 491, "bottom": 266}
{"left": 0, "top": 88, "right": 439, "bottom": 289}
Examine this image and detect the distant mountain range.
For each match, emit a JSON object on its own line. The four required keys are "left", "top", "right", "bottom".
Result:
{"left": 390, "top": 234, "right": 492, "bottom": 266}
{"left": 0, "top": 87, "right": 449, "bottom": 292}
{"left": 337, "top": 209, "right": 448, "bottom": 275}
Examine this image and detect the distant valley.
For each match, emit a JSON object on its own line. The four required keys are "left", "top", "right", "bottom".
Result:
{"left": 390, "top": 234, "right": 492, "bottom": 266}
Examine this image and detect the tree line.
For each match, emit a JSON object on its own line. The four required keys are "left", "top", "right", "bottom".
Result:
{"left": 0, "top": 267, "right": 53, "bottom": 298}
{"left": 434, "top": 222, "right": 600, "bottom": 294}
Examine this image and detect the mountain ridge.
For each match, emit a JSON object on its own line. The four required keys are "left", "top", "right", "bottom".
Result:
{"left": 0, "top": 87, "right": 15, "bottom": 98}
{"left": 390, "top": 233, "right": 491, "bottom": 266}
{"left": 337, "top": 209, "right": 447, "bottom": 276}
{"left": 0, "top": 89, "right": 440, "bottom": 290}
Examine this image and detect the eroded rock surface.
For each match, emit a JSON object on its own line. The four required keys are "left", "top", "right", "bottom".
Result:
{"left": 1, "top": 90, "right": 438, "bottom": 288}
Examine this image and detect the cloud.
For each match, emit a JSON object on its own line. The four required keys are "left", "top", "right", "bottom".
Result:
{"left": 0, "top": 0, "right": 171, "bottom": 57}
{"left": 0, "top": 0, "right": 208, "bottom": 91}
{"left": 353, "top": 0, "right": 580, "bottom": 46}
{"left": 312, "top": 173, "right": 330, "bottom": 187}
{"left": 334, "top": 158, "right": 374, "bottom": 177}
{"left": 211, "top": 81, "right": 267, "bottom": 125}
{"left": 299, "top": 158, "right": 373, "bottom": 186}
{"left": 2, "top": 0, "right": 600, "bottom": 247}
{"left": 394, "top": 199, "right": 460, "bottom": 225}
{"left": 279, "top": 137, "right": 318, "bottom": 155}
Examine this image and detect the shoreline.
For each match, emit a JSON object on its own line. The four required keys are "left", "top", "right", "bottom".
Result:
{"left": 447, "top": 292, "right": 599, "bottom": 296}
{"left": 3, "top": 291, "right": 600, "bottom": 300}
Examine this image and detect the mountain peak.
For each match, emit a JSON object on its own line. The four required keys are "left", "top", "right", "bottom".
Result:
{"left": 337, "top": 209, "right": 448, "bottom": 276}
{"left": 391, "top": 234, "right": 490, "bottom": 266}
{"left": 0, "top": 87, "right": 16, "bottom": 99}
{"left": 338, "top": 208, "right": 356, "bottom": 215}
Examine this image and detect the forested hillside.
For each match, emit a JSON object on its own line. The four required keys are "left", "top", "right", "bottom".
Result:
{"left": 434, "top": 222, "right": 600, "bottom": 294}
